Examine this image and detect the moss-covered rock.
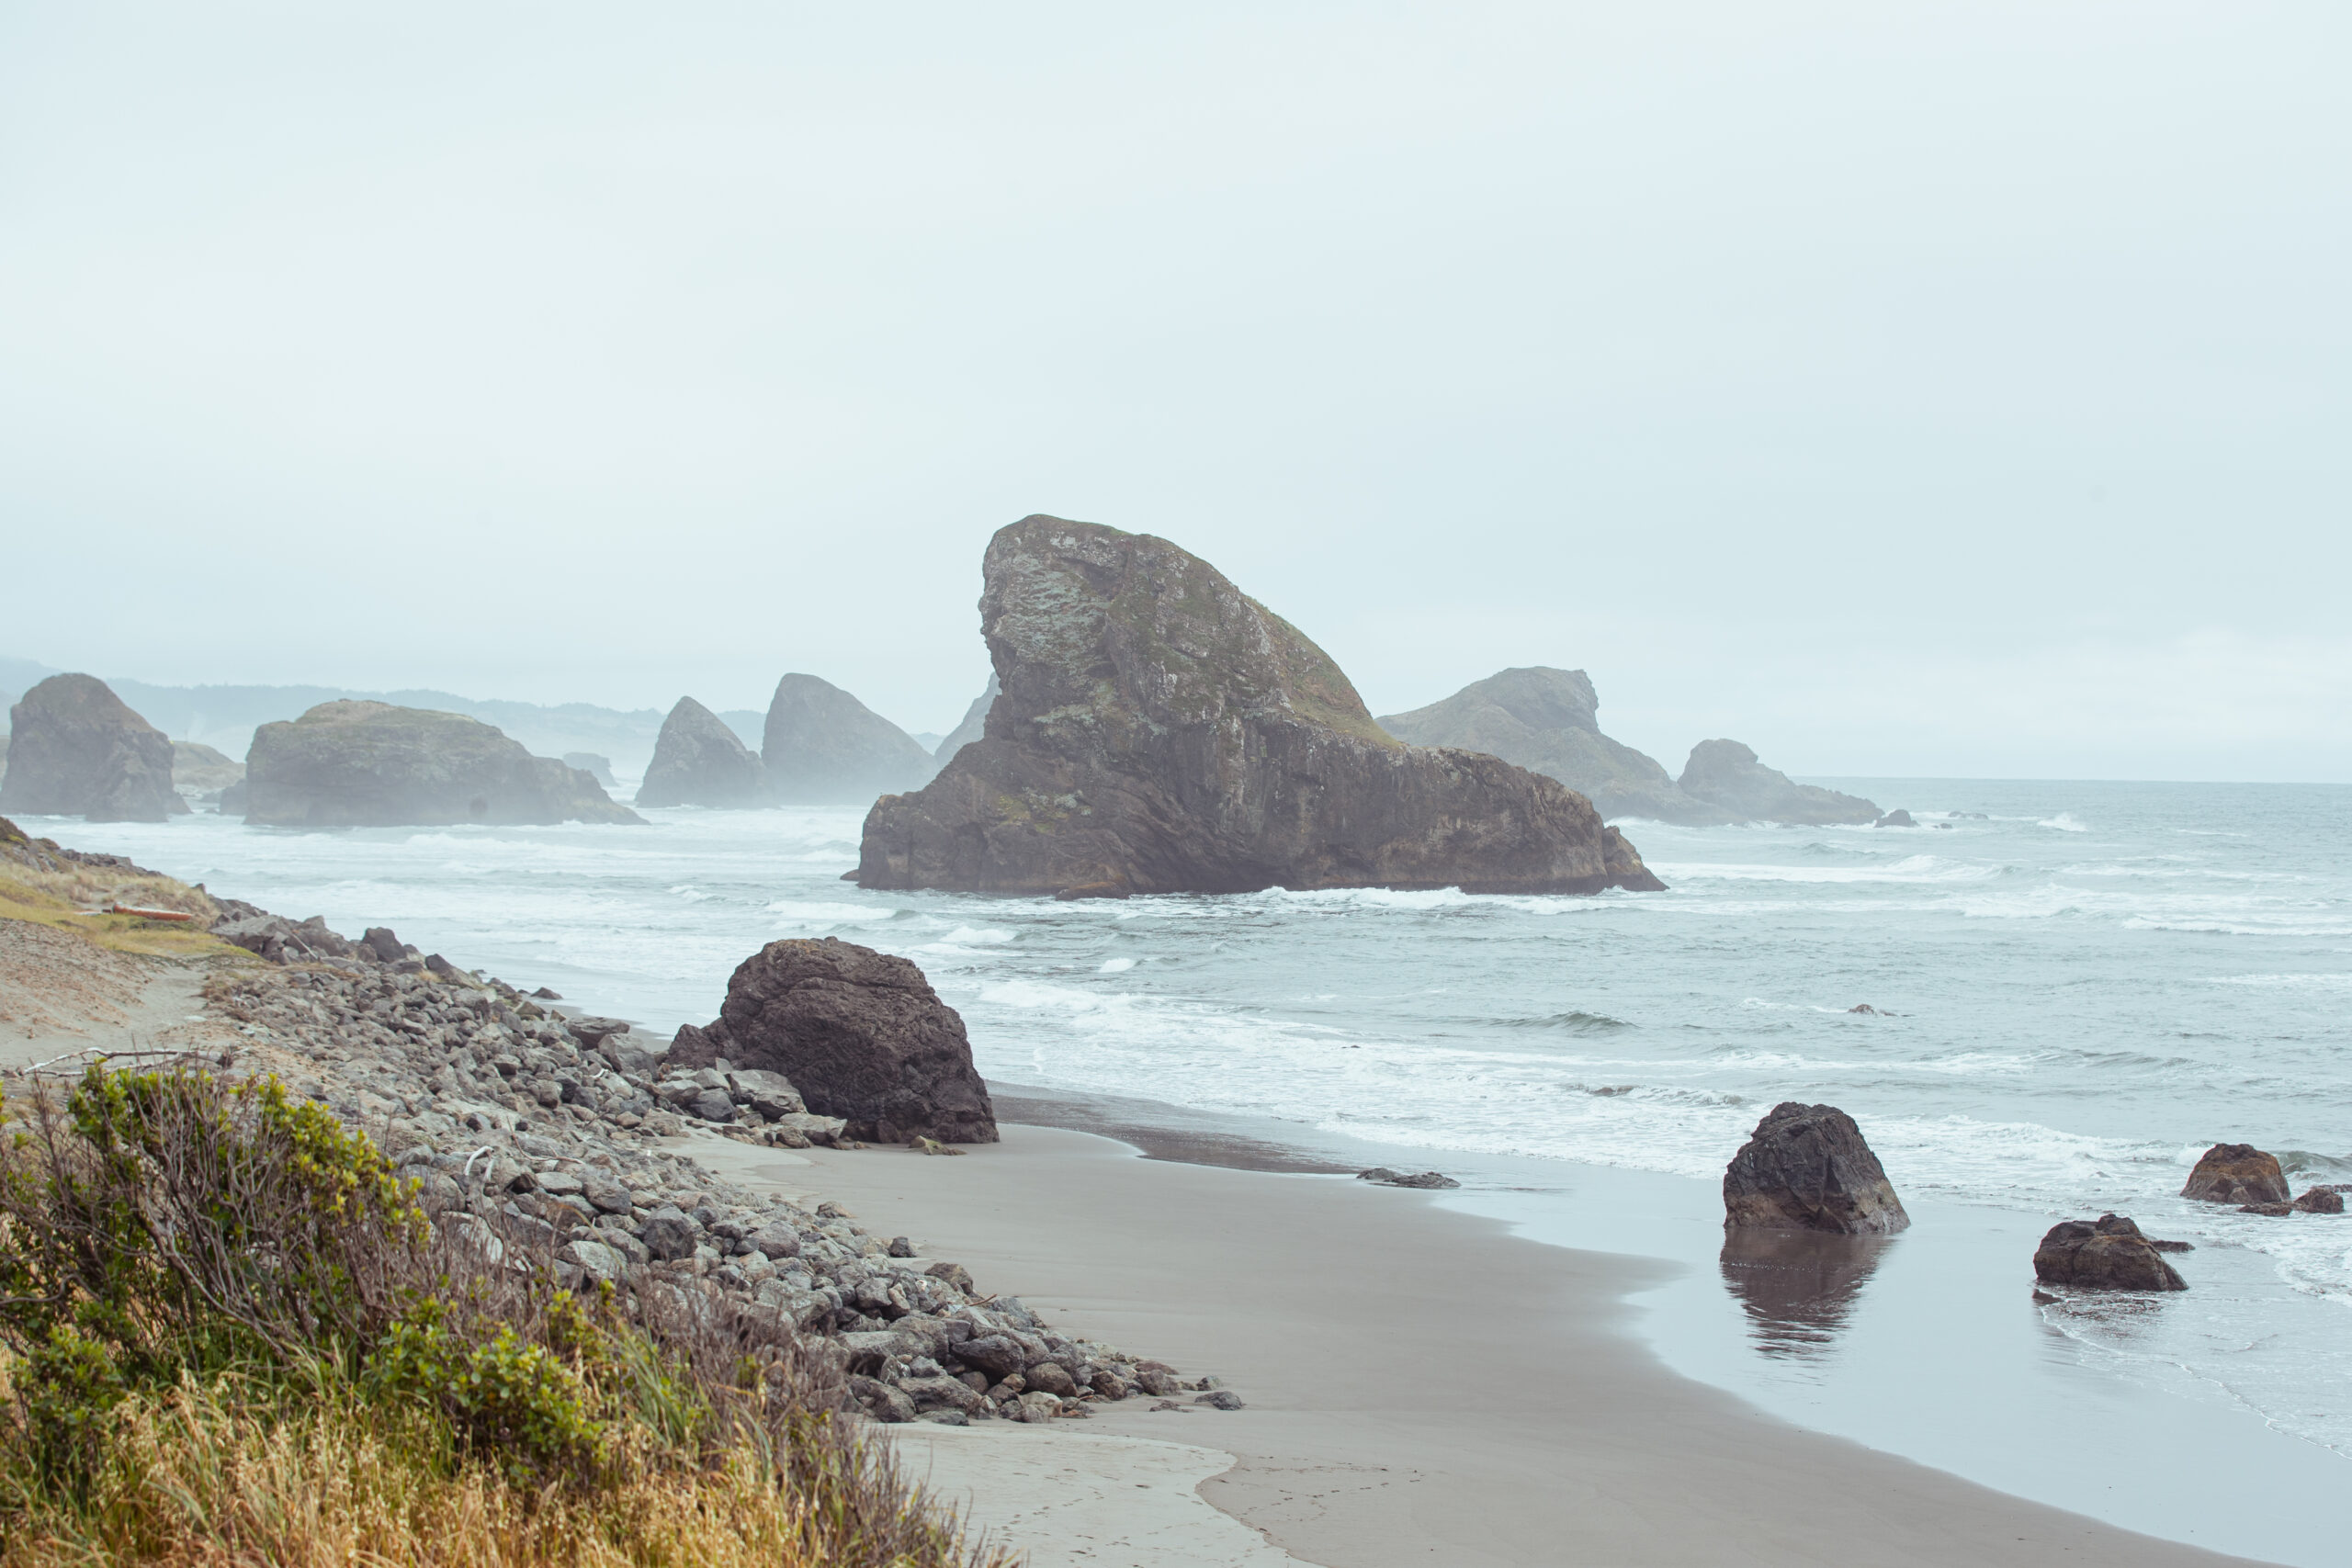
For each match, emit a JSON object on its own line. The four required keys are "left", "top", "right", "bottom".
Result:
{"left": 245, "top": 701, "right": 642, "bottom": 828}
{"left": 857, "top": 515, "right": 1662, "bottom": 896}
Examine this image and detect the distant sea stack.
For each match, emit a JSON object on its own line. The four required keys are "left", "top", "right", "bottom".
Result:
{"left": 561, "top": 752, "right": 616, "bottom": 787}
{"left": 639, "top": 696, "right": 769, "bottom": 808}
{"left": 856, "top": 515, "right": 1663, "bottom": 897}
{"left": 244, "top": 701, "right": 643, "bottom": 828}
{"left": 0, "top": 674, "right": 187, "bottom": 822}
{"left": 1678, "top": 739, "right": 1879, "bottom": 826}
{"left": 1380, "top": 667, "right": 1734, "bottom": 826}
{"left": 762, "top": 673, "right": 938, "bottom": 805}
{"left": 933, "top": 675, "right": 999, "bottom": 761}
{"left": 171, "top": 740, "right": 245, "bottom": 807}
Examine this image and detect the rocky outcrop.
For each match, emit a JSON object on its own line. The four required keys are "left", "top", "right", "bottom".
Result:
{"left": 2291, "top": 1187, "right": 2346, "bottom": 1214}
{"left": 1678, "top": 739, "right": 1880, "bottom": 826}
{"left": 562, "top": 752, "right": 616, "bottom": 787}
{"left": 933, "top": 676, "right": 999, "bottom": 761}
{"left": 244, "top": 701, "right": 642, "bottom": 828}
{"left": 638, "top": 696, "right": 769, "bottom": 808}
{"left": 856, "top": 516, "right": 1663, "bottom": 897}
{"left": 2033, "top": 1214, "right": 2188, "bottom": 1291}
{"left": 1724, "top": 1102, "right": 1910, "bottom": 1235}
{"left": 2180, "top": 1143, "right": 2290, "bottom": 1205}
{"left": 669, "top": 937, "right": 996, "bottom": 1145}
{"left": 171, "top": 740, "right": 244, "bottom": 806}
{"left": 763, "top": 674, "right": 939, "bottom": 805}
{"left": 0, "top": 674, "right": 187, "bottom": 822}
{"left": 1379, "top": 668, "right": 1734, "bottom": 825}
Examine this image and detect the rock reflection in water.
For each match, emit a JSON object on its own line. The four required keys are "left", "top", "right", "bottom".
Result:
{"left": 1719, "top": 1228, "right": 1893, "bottom": 1359}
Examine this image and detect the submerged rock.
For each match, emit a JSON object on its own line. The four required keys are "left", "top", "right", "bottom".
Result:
{"left": 1357, "top": 1168, "right": 1462, "bottom": 1190}
{"left": 1678, "top": 739, "right": 1880, "bottom": 827}
{"left": 673, "top": 937, "right": 997, "bottom": 1145}
{"left": 2179, "top": 1143, "right": 2290, "bottom": 1205}
{"left": 638, "top": 696, "right": 768, "bottom": 807}
{"left": 1724, "top": 1102, "right": 1910, "bottom": 1235}
{"left": 244, "top": 701, "right": 642, "bottom": 828}
{"left": 0, "top": 674, "right": 187, "bottom": 822}
{"left": 2292, "top": 1187, "right": 2346, "bottom": 1214}
{"left": 2033, "top": 1214, "right": 2188, "bottom": 1291}
{"left": 1379, "top": 667, "right": 1734, "bottom": 826}
{"left": 763, "top": 673, "right": 938, "bottom": 805}
{"left": 1874, "top": 808, "right": 1916, "bottom": 828}
{"left": 857, "top": 516, "right": 1663, "bottom": 897}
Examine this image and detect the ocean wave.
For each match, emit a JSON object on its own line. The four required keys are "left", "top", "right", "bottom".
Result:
{"left": 1653, "top": 855, "right": 2004, "bottom": 886}
{"left": 1495, "top": 1011, "right": 1634, "bottom": 1032}
{"left": 760, "top": 899, "right": 897, "bottom": 925}
{"left": 1098, "top": 956, "right": 1136, "bottom": 973}
{"left": 2203, "top": 973, "right": 2352, "bottom": 988}
{"left": 2039, "top": 812, "right": 2092, "bottom": 832}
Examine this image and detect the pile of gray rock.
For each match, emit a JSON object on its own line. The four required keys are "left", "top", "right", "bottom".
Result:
{"left": 194, "top": 903, "right": 1213, "bottom": 1427}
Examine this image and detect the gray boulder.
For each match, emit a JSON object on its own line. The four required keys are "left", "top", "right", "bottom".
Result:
{"left": 0, "top": 674, "right": 186, "bottom": 822}
{"left": 2034, "top": 1214, "right": 2187, "bottom": 1291}
{"left": 762, "top": 673, "right": 937, "bottom": 805}
{"left": 1724, "top": 1102, "right": 1910, "bottom": 1235}
{"left": 638, "top": 695, "right": 769, "bottom": 807}
{"left": 672, "top": 937, "right": 996, "bottom": 1144}
{"left": 728, "top": 1067, "right": 806, "bottom": 1120}
{"left": 244, "top": 701, "right": 642, "bottom": 828}
{"left": 1379, "top": 668, "right": 1734, "bottom": 826}
{"left": 1678, "top": 739, "right": 1880, "bottom": 826}
{"left": 639, "top": 1206, "right": 700, "bottom": 1261}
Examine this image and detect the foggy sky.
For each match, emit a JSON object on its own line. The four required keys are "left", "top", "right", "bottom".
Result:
{"left": 4, "top": 3, "right": 2346, "bottom": 781}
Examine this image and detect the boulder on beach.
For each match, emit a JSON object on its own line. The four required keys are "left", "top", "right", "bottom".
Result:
{"left": 2033, "top": 1214, "right": 2188, "bottom": 1291}
{"left": 0, "top": 674, "right": 187, "bottom": 822}
{"left": 669, "top": 936, "right": 997, "bottom": 1144}
{"left": 933, "top": 675, "right": 999, "bottom": 762}
{"left": 763, "top": 673, "right": 939, "bottom": 805}
{"left": 1378, "top": 667, "right": 1735, "bottom": 826}
{"left": 1724, "top": 1101, "right": 1910, "bottom": 1235}
{"left": 2179, "top": 1143, "right": 2290, "bottom": 1205}
{"left": 243, "top": 701, "right": 643, "bottom": 828}
{"left": 856, "top": 515, "right": 1663, "bottom": 897}
{"left": 1678, "top": 739, "right": 1880, "bottom": 827}
{"left": 638, "top": 696, "right": 769, "bottom": 808}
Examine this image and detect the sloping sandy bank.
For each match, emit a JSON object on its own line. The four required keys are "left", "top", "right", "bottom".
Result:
{"left": 696, "top": 1124, "right": 2272, "bottom": 1568}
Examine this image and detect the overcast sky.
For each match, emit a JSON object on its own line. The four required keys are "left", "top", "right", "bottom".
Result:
{"left": 3, "top": 3, "right": 2345, "bottom": 780}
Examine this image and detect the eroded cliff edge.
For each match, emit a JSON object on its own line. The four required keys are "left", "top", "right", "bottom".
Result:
{"left": 855, "top": 515, "right": 1661, "bottom": 897}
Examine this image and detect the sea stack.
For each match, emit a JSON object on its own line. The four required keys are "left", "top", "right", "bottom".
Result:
{"left": 244, "top": 701, "right": 643, "bottom": 828}
{"left": 1724, "top": 1102, "right": 1910, "bottom": 1235}
{"left": 638, "top": 696, "right": 769, "bottom": 807}
{"left": 762, "top": 673, "right": 938, "bottom": 805}
{"left": 669, "top": 937, "right": 997, "bottom": 1145}
{"left": 933, "top": 674, "right": 999, "bottom": 762}
{"left": 1380, "top": 667, "right": 1733, "bottom": 825}
{"left": 0, "top": 674, "right": 187, "bottom": 822}
{"left": 856, "top": 515, "right": 1662, "bottom": 897}
{"left": 1678, "top": 739, "right": 1880, "bottom": 826}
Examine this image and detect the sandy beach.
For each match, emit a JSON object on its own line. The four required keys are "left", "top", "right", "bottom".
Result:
{"left": 691, "top": 1122, "right": 2277, "bottom": 1568}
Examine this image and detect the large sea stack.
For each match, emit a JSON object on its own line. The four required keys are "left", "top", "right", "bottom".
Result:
{"left": 0, "top": 674, "right": 187, "bottom": 822}
{"left": 1724, "top": 1102, "right": 1910, "bottom": 1235}
{"left": 1380, "top": 667, "right": 1733, "bottom": 825}
{"left": 639, "top": 696, "right": 769, "bottom": 807}
{"left": 1679, "top": 739, "right": 1879, "bottom": 826}
{"left": 856, "top": 515, "right": 1662, "bottom": 897}
{"left": 669, "top": 937, "right": 997, "bottom": 1145}
{"left": 244, "top": 701, "right": 643, "bottom": 827}
{"left": 763, "top": 674, "right": 938, "bottom": 805}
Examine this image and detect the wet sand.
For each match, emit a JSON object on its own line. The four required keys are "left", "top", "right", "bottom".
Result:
{"left": 694, "top": 1122, "right": 2276, "bottom": 1568}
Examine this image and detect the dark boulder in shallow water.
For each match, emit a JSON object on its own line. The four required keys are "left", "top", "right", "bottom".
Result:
{"left": 857, "top": 515, "right": 1662, "bottom": 897}
{"left": 2291, "top": 1187, "right": 2346, "bottom": 1214}
{"left": 1724, "top": 1102, "right": 1909, "bottom": 1235}
{"left": 2180, "top": 1143, "right": 2290, "bottom": 1205}
{"left": 1357, "top": 1168, "right": 1461, "bottom": 1190}
{"left": 2033, "top": 1213, "right": 2187, "bottom": 1291}
{"left": 673, "top": 937, "right": 996, "bottom": 1145}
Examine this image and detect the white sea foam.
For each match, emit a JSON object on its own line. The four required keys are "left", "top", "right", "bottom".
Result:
{"left": 1098, "top": 956, "right": 1136, "bottom": 972}
{"left": 2039, "top": 812, "right": 2092, "bottom": 832}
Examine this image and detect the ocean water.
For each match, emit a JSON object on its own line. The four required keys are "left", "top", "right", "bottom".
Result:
{"left": 39, "top": 779, "right": 2352, "bottom": 1516}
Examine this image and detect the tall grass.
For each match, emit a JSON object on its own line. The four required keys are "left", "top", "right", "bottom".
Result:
{"left": 0, "top": 1067, "right": 1009, "bottom": 1567}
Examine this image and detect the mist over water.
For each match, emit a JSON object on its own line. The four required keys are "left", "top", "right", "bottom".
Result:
{"left": 46, "top": 777, "right": 2352, "bottom": 1470}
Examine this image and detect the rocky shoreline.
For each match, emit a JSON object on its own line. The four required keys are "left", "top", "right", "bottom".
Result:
{"left": 0, "top": 825, "right": 1226, "bottom": 1433}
